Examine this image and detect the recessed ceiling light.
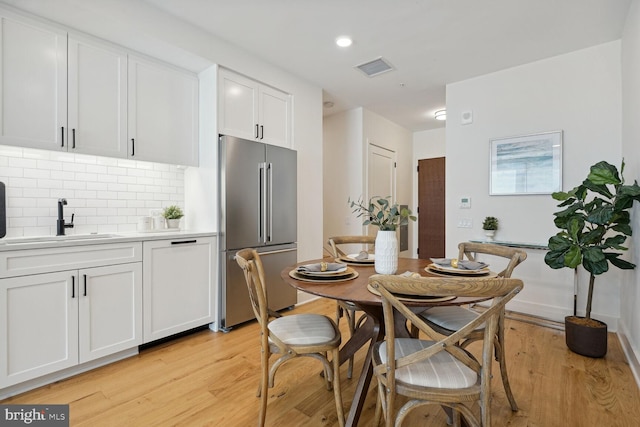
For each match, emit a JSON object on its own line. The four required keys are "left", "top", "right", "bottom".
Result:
{"left": 434, "top": 109, "right": 446, "bottom": 121}
{"left": 336, "top": 36, "right": 353, "bottom": 47}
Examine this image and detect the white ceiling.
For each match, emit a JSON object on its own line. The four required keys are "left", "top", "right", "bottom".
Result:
{"left": 142, "top": 0, "right": 631, "bottom": 132}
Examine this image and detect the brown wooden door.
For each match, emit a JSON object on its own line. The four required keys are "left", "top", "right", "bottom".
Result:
{"left": 418, "top": 157, "right": 445, "bottom": 259}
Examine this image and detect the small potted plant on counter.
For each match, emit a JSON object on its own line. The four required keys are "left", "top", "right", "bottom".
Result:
{"left": 482, "top": 216, "right": 499, "bottom": 241}
{"left": 163, "top": 205, "right": 184, "bottom": 229}
{"left": 545, "top": 160, "right": 640, "bottom": 357}
{"left": 349, "top": 196, "right": 416, "bottom": 274}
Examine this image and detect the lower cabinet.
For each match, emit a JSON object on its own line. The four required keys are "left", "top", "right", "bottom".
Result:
{"left": 143, "top": 236, "right": 216, "bottom": 343}
{"left": 0, "top": 262, "right": 142, "bottom": 388}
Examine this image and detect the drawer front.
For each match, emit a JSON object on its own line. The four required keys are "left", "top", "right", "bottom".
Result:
{"left": 0, "top": 243, "right": 142, "bottom": 278}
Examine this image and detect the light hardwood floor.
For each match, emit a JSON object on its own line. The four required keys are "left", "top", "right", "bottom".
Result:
{"left": 2, "top": 298, "right": 639, "bottom": 426}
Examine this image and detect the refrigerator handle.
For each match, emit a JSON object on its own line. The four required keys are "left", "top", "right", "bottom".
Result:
{"left": 267, "top": 162, "right": 273, "bottom": 243}
{"left": 259, "top": 162, "right": 268, "bottom": 244}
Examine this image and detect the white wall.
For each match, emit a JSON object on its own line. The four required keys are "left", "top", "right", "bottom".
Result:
{"left": 322, "top": 108, "right": 414, "bottom": 256}
{"left": 446, "top": 41, "right": 623, "bottom": 326}
{"left": 620, "top": 0, "right": 640, "bottom": 381}
{"left": 323, "top": 109, "right": 364, "bottom": 254}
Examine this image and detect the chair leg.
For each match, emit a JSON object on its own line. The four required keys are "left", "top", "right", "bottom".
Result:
{"left": 331, "top": 348, "right": 345, "bottom": 427}
{"left": 497, "top": 314, "right": 518, "bottom": 411}
{"left": 258, "top": 349, "right": 269, "bottom": 427}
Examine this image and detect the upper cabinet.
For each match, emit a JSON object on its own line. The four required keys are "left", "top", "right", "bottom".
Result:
{"left": 0, "top": 14, "right": 67, "bottom": 150}
{"left": 218, "top": 68, "right": 291, "bottom": 148}
{"left": 128, "top": 56, "right": 199, "bottom": 166}
{"left": 68, "top": 34, "right": 128, "bottom": 158}
{"left": 0, "top": 9, "right": 198, "bottom": 166}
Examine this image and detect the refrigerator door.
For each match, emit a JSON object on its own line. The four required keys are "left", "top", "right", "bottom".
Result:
{"left": 265, "top": 145, "right": 297, "bottom": 246}
{"left": 219, "top": 135, "right": 266, "bottom": 250}
{"left": 221, "top": 244, "right": 297, "bottom": 329}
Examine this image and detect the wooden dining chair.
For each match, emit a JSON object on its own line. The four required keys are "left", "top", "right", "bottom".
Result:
{"left": 235, "top": 249, "right": 345, "bottom": 427}
{"left": 415, "top": 242, "right": 527, "bottom": 411}
{"left": 327, "top": 235, "right": 375, "bottom": 378}
{"left": 370, "top": 274, "right": 524, "bottom": 427}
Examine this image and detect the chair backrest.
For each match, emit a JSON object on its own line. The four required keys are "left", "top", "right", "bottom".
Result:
{"left": 458, "top": 242, "right": 527, "bottom": 278}
{"left": 328, "top": 235, "right": 376, "bottom": 258}
{"left": 235, "top": 249, "right": 269, "bottom": 331}
{"left": 369, "top": 274, "right": 523, "bottom": 398}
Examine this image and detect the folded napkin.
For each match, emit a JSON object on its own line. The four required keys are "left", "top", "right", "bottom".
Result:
{"left": 354, "top": 250, "right": 370, "bottom": 260}
{"left": 297, "top": 262, "right": 347, "bottom": 272}
{"left": 430, "top": 258, "right": 488, "bottom": 270}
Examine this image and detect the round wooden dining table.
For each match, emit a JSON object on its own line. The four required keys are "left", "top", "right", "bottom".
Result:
{"left": 281, "top": 257, "right": 492, "bottom": 427}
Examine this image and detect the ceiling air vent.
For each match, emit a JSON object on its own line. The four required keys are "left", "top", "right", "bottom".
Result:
{"left": 355, "top": 57, "right": 394, "bottom": 77}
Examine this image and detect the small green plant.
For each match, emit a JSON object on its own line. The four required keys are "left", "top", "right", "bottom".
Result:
{"left": 482, "top": 216, "right": 499, "bottom": 230}
{"left": 162, "top": 205, "right": 184, "bottom": 220}
{"left": 348, "top": 196, "right": 416, "bottom": 231}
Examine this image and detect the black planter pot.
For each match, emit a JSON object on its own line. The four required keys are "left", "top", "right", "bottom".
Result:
{"left": 564, "top": 316, "right": 607, "bottom": 358}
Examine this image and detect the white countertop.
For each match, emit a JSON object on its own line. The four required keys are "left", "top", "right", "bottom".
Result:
{"left": 0, "top": 230, "right": 217, "bottom": 251}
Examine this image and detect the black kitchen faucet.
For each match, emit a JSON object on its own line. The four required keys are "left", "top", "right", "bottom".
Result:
{"left": 56, "top": 198, "right": 74, "bottom": 236}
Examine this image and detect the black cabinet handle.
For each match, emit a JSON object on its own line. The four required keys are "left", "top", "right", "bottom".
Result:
{"left": 83, "top": 274, "right": 87, "bottom": 296}
{"left": 255, "top": 124, "right": 259, "bottom": 139}
{"left": 72, "top": 128, "right": 76, "bottom": 149}
{"left": 171, "top": 240, "right": 197, "bottom": 245}
{"left": 131, "top": 138, "right": 135, "bottom": 156}
{"left": 260, "top": 125, "right": 264, "bottom": 140}
{"left": 71, "top": 275, "right": 75, "bottom": 298}
{"left": 61, "top": 127, "right": 65, "bottom": 147}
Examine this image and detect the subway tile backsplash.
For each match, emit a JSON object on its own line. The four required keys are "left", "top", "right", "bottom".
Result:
{"left": 0, "top": 145, "right": 185, "bottom": 238}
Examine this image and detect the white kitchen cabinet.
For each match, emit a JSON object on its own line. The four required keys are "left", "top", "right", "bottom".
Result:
{"left": 0, "top": 12, "right": 67, "bottom": 150}
{"left": 78, "top": 263, "right": 142, "bottom": 363}
{"left": 218, "top": 68, "right": 291, "bottom": 148}
{"left": 143, "top": 236, "right": 216, "bottom": 343}
{"left": 0, "top": 243, "right": 142, "bottom": 388}
{"left": 68, "top": 34, "right": 128, "bottom": 158}
{"left": 128, "top": 55, "right": 199, "bottom": 166}
{"left": 0, "top": 272, "right": 78, "bottom": 388}
{"left": 0, "top": 7, "right": 197, "bottom": 165}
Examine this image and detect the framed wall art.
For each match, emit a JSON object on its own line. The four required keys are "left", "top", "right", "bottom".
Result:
{"left": 489, "top": 130, "right": 562, "bottom": 195}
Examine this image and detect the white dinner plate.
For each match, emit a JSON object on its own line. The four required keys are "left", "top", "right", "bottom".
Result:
{"left": 296, "top": 266, "right": 348, "bottom": 276}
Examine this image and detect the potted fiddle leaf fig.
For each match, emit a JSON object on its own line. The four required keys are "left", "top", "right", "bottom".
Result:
{"left": 544, "top": 160, "right": 640, "bottom": 357}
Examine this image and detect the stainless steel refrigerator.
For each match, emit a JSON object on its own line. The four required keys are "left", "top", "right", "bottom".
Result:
{"left": 218, "top": 135, "right": 297, "bottom": 330}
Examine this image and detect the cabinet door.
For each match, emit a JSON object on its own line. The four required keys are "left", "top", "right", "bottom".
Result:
{"left": 259, "top": 85, "right": 291, "bottom": 147}
{"left": 218, "top": 69, "right": 259, "bottom": 141}
{"left": 0, "top": 271, "right": 78, "bottom": 388}
{"left": 143, "top": 237, "right": 216, "bottom": 343}
{"left": 0, "top": 13, "right": 67, "bottom": 150}
{"left": 128, "top": 56, "right": 199, "bottom": 166}
{"left": 78, "top": 263, "right": 142, "bottom": 363}
{"left": 68, "top": 35, "right": 128, "bottom": 158}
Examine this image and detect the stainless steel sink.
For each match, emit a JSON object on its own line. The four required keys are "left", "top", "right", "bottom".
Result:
{"left": 1, "top": 233, "right": 122, "bottom": 245}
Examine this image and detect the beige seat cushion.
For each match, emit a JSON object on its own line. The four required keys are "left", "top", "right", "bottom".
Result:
{"left": 420, "top": 306, "right": 484, "bottom": 331}
{"left": 269, "top": 314, "right": 337, "bottom": 345}
{"left": 378, "top": 338, "right": 477, "bottom": 389}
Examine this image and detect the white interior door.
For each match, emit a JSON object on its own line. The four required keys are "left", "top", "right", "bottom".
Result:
{"left": 367, "top": 143, "right": 396, "bottom": 237}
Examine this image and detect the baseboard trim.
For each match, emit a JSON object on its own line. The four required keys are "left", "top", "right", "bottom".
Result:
{"left": 616, "top": 324, "right": 640, "bottom": 391}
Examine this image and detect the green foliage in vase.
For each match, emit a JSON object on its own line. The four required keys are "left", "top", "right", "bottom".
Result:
{"left": 348, "top": 196, "right": 416, "bottom": 231}
{"left": 482, "top": 216, "right": 499, "bottom": 230}
{"left": 162, "top": 205, "right": 184, "bottom": 219}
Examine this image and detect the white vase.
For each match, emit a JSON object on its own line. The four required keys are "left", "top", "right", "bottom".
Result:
{"left": 484, "top": 230, "right": 495, "bottom": 241}
{"left": 375, "top": 230, "right": 398, "bottom": 274}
